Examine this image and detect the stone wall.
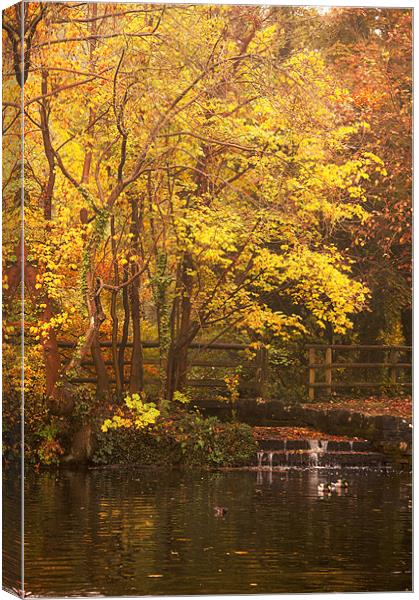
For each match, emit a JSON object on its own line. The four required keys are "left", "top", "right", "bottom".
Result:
{"left": 299, "top": 407, "right": 411, "bottom": 443}
{"left": 297, "top": 406, "right": 412, "bottom": 464}
{"left": 199, "top": 398, "right": 412, "bottom": 463}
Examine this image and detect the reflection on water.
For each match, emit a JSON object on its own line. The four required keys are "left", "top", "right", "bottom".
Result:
{"left": 3, "top": 471, "right": 22, "bottom": 595}
{"left": 8, "top": 468, "right": 412, "bottom": 596}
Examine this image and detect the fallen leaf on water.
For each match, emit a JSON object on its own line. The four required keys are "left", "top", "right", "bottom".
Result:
{"left": 234, "top": 551, "right": 249, "bottom": 555}
{"left": 148, "top": 574, "right": 163, "bottom": 578}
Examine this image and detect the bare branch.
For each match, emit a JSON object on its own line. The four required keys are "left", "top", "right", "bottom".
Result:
{"left": 95, "top": 137, "right": 119, "bottom": 203}
{"left": 53, "top": 148, "right": 99, "bottom": 213}
{"left": 24, "top": 70, "right": 110, "bottom": 108}
{"left": 52, "top": 8, "right": 165, "bottom": 24}
{"left": 34, "top": 31, "right": 163, "bottom": 48}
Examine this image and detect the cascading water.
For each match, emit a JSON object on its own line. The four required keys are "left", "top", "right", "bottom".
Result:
{"left": 308, "top": 440, "right": 323, "bottom": 466}
{"left": 255, "top": 434, "right": 386, "bottom": 469}
{"left": 256, "top": 450, "right": 277, "bottom": 469}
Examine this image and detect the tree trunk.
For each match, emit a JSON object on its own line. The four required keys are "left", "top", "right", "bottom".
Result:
{"left": 91, "top": 335, "right": 109, "bottom": 401}
{"left": 165, "top": 255, "right": 202, "bottom": 400}
{"left": 129, "top": 279, "right": 143, "bottom": 393}
{"left": 166, "top": 345, "right": 189, "bottom": 399}
{"left": 39, "top": 71, "right": 55, "bottom": 220}
{"left": 76, "top": 2, "right": 110, "bottom": 401}
{"left": 118, "top": 265, "right": 130, "bottom": 393}
{"left": 64, "top": 237, "right": 109, "bottom": 390}
{"left": 62, "top": 423, "right": 93, "bottom": 463}
{"left": 42, "top": 304, "right": 61, "bottom": 398}
{"left": 81, "top": 3, "right": 97, "bottom": 186}
{"left": 128, "top": 195, "right": 144, "bottom": 393}
{"left": 110, "top": 216, "right": 122, "bottom": 395}
{"left": 152, "top": 251, "right": 171, "bottom": 406}
{"left": 34, "top": 72, "right": 65, "bottom": 407}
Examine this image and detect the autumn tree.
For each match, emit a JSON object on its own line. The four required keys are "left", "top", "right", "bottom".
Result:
{"left": 319, "top": 8, "right": 412, "bottom": 345}
{"left": 3, "top": 4, "right": 399, "bottom": 427}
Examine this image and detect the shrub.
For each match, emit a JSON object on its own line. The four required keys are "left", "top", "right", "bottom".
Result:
{"left": 101, "top": 392, "right": 160, "bottom": 432}
{"left": 212, "top": 421, "right": 256, "bottom": 466}
{"left": 36, "top": 422, "right": 64, "bottom": 465}
{"left": 92, "top": 426, "right": 180, "bottom": 466}
{"left": 92, "top": 410, "right": 256, "bottom": 468}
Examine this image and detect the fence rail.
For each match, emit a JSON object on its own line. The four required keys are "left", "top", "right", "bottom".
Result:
{"left": 56, "top": 340, "right": 249, "bottom": 351}
{"left": 307, "top": 344, "right": 412, "bottom": 400}
{"left": 56, "top": 339, "right": 268, "bottom": 395}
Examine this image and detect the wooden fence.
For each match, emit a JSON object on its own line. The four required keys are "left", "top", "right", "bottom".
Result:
{"left": 307, "top": 344, "right": 412, "bottom": 400}
{"left": 57, "top": 340, "right": 269, "bottom": 396}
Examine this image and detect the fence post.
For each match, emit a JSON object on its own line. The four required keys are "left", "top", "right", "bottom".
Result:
{"left": 308, "top": 347, "right": 316, "bottom": 400}
{"left": 325, "top": 346, "right": 332, "bottom": 396}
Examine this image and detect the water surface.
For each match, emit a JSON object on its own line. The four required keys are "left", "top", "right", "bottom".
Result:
{"left": 13, "top": 468, "right": 412, "bottom": 595}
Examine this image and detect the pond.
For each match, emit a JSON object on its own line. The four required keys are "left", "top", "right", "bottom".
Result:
{"left": 4, "top": 468, "right": 412, "bottom": 596}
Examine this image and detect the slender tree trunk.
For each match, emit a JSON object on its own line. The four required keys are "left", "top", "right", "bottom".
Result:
{"left": 42, "top": 306, "right": 60, "bottom": 398}
{"left": 78, "top": 254, "right": 109, "bottom": 402}
{"left": 165, "top": 252, "right": 199, "bottom": 399}
{"left": 175, "top": 306, "right": 192, "bottom": 391}
{"left": 128, "top": 195, "right": 144, "bottom": 393}
{"left": 75, "top": 2, "right": 110, "bottom": 401}
{"left": 163, "top": 134, "right": 211, "bottom": 399}
{"left": 110, "top": 216, "right": 122, "bottom": 395}
{"left": 29, "top": 72, "right": 69, "bottom": 412}
{"left": 118, "top": 265, "right": 130, "bottom": 391}
{"left": 91, "top": 336, "right": 109, "bottom": 400}
{"left": 147, "top": 174, "right": 170, "bottom": 406}
{"left": 80, "top": 248, "right": 109, "bottom": 404}
{"left": 91, "top": 277, "right": 109, "bottom": 399}
{"left": 152, "top": 251, "right": 171, "bottom": 406}
{"left": 165, "top": 346, "right": 177, "bottom": 402}
{"left": 129, "top": 275, "right": 143, "bottom": 393}
{"left": 81, "top": 3, "right": 97, "bottom": 186}
{"left": 64, "top": 205, "right": 110, "bottom": 386}
{"left": 110, "top": 290, "right": 121, "bottom": 393}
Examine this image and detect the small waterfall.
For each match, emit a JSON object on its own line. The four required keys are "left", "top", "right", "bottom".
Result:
{"left": 256, "top": 450, "right": 275, "bottom": 469}
{"left": 254, "top": 435, "right": 381, "bottom": 470}
{"left": 308, "top": 440, "right": 323, "bottom": 466}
